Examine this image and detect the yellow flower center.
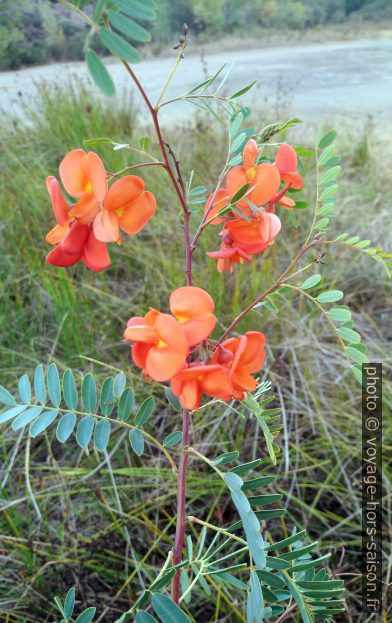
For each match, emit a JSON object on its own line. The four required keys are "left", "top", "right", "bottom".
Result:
{"left": 85, "top": 181, "right": 93, "bottom": 193}
{"left": 115, "top": 207, "right": 124, "bottom": 218}
{"left": 175, "top": 313, "right": 189, "bottom": 325}
{"left": 156, "top": 339, "right": 167, "bottom": 349}
{"left": 247, "top": 167, "right": 257, "bottom": 183}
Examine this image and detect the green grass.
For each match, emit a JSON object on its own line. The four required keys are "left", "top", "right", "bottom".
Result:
{"left": 0, "top": 83, "right": 391, "bottom": 622}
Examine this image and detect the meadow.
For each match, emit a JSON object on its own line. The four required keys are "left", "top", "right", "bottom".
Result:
{"left": 0, "top": 81, "right": 391, "bottom": 622}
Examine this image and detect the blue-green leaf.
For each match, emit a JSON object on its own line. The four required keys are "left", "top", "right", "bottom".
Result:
{"left": 94, "top": 419, "right": 111, "bottom": 452}
{"left": 0, "top": 385, "right": 16, "bottom": 406}
{"left": 82, "top": 374, "right": 97, "bottom": 413}
{"left": 135, "top": 611, "right": 158, "bottom": 623}
{"left": 12, "top": 406, "right": 43, "bottom": 430}
{"left": 113, "top": 371, "right": 126, "bottom": 397}
{"left": 47, "top": 363, "right": 61, "bottom": 407}
{"left": 63, "top": 369, "right": 78, "bottom": 410}
{"left": 316, "top": 290, "right": 343, "bottom": 303}
{"left": 18, "top": 374, "right": 31, "bottom": 403}
{"left": 100, "top": 377, "right": 115, "bottom": 416}
{"left": 116, "top": 0, "right": 156, "bottom": 20}
{"left": 86, "top": 50, "right": 115, "bottom": 97}
{"left": 247, "top": 570, "right": 263, "bottom": 623}
{"left": 163, "top": 431, "right": 182, "bottom": 447}
{"left": 129, "top": 428, "right": 144, "bottom": 456}
{"left": 34, "top": 364, "right": 46, "bottom": 404}
{"left": 74, "top": 607, "right": 96, "bottom": 623}
{"left": 108, "top": 10, "right": 151, "bottom": 42}
{"left": 164, "top": 387, "right": 181, "bottom": 411}
{"left": 30, "top": 410, "right": 58, "bottom": 437}
{"left": 118, "top": 387, "right": 134, "bottom": 421}
{"left": 318, "top": 129, "right": 337, "bottom": 149}
{"left": 64, "top": 587, "right": 76, "bottom": 619}
{"left": 151, "top": 593, "right": 192, "bottom": 623}
{"left": 0, "top": 405, "right": 27, "bottom": 424}
{"left": 300, "top": 274, "right": 322, "bottom": 290}
{"left": 135, "top": 396, "right": 154, "bottom": 426}
{"left": 99, "top": 28, "right": 140, "bottom": 63}
{"left": 56, "top": 412, "right": 76, "bottom": 443}
{"left": 76, "top": 415, "right": 94, "bottom": 448}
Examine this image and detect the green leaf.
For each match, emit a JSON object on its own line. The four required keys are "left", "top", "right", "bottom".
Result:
{"left": 346, "top": 346, "right": 369, "bottom": 364}
{"left": 34, "top": 364, "right": 46, "bottom": 405}
{"left": 242, "top": 476, "right": 276, "bottom": 491}
{"left": 113, "top": 372, "right": 126, "bottom": 397}
{"left": 318, "top": 129, "right": 337, "bottom": 149}
{"left": 316, "top": 290, "right": 343, "bottom": 303}
{"left": 86, "top": 50, "right": 115, "bottom": 97}
{"left": 76, "top": 415, "right": 94, "bottom": 448}
{"left": 100, "top": 28, "right": 140, "bottom": 63}
{"left": 18, "top": 374, "right": 31, "bottom": 403}
{"left": 12, "top": 406, "right": 43, "bottom": 430}
{"left": 135, "top": 612, "right": 158, "bottom": 623}
{"left": 318, "top": 144, "right": 336, "bottom": 167}
{"left": 64, "top": 587, "right": 76, "bottom": 619}
{"left": 93, "top": 0, "right": 106, "bottom": 21}
{"left": 247, "top": 570, "right": 264, "bottom": 623}
{"left": 100, "top": 377, "right": 115, "bottom": 416}
{"left": 213, "top": 450, "right": 239, "bottom": 466}
{"left": 230, "top": 80, "right": 257, "bottom": 99}
{"left": 74, "top": 607, "right": 96, "bottom": 623}
{"left": 255, "top": 415, "right": 276, "bottom": 465}
{"left": 82, "top": 374, "right": 97, "bottom": 413}
{"left": 163, "top": 431, "right": 182, "bottom": 447}
{"left": 319, "top": 165, "right": 341, "bottom": 186}
{"left": 265, "top": 530, "right": 306, "bottom": 551}
{"left": 264, "top": 556, "right": 291, "bottom": 569}
{"left": 149, "top": 568, "right": 176, "bottom": 591}
{"left": 118, "top": 387, "right": 134, "bottom": 421}
{"left": 83, "top": 137, "right": 113, "bottom": 148}
{"left": 62, "top": 369, "right": 78, "bottom": 410}
{"left": 129, "top": 428, "right": 144, "bottom": 456}
{"left": 230, "top": 459, "right": 261, "bottom": 475}
{"left": 56, "top": 412, "right": 76, "bottom": 443}
{"left": 47, "top": 363, "right": 61, "bottom": 407}
{"left": 248, "top": 494, "right": 282, "bottom": 506}
{"left": 319, "top": 184, "right": 338, "bottom": 201}
{"left": 54, "top": 596, "right": 65, "bottom": 616}
{"left": 135, "top": 396, "right": 154, "bottom": 426}
{"left": 164, "top": 387, "right": 181, "bottom": 411}
{"left": 30, "top": 410, "right": 58, "bottom": 437}
{"left": 328, "top": 306, "right": 351, "bottom": 323}
{"left": 0, "top": 385, "right": 16, "bottom": 406}
{"left": 285, "top": 575, "right": 312, "bottom": 623}
{"left": 290, "top": 552, "right": 331, "bottom": 572}
{"left": 0, "top": 405, "right": 27, "bottom": 424}
{"left": 94, "top": 419, "right": 111, "bottom": 452}
{"left": 151, "top": 593, "right": 192, "bottom": 623}
{"left": 256, "top": 569, "right": 286, "bottom": 589}
{"left": 108, "top": 10, "right": 151, "bottom": 42}
{"left": 300, "top": 274, "right": 321, "bottom": 290}
{"left": 337, "top": 327, "right": 361, "bottom": 344}
{"left": 116, "top": 0, "right": 156, "bottom": 20}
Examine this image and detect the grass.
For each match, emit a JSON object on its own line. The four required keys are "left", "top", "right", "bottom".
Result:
{"left": 0, "top": 82, "right": 391, "bottom": 622}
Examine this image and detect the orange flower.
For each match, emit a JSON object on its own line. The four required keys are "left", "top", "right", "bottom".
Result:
{"left": 169, "top": 286, "right": 216, "bottom": 347}
{"left": 226, "top": 211, "right": 281, "bottom": 250}
{"left": 59, "top": 149, "right": 107, "bottom": 224}
{"left": 170, "top": 363, "right": 233, "bottom": 410}
{"left": 45, "top": 176, "right": 72, "bottom": 244}
{"left": 204, "top": 188, "right": 230, "bottom": 225}
{"left": 46, "top": 222, "right": 110, "bottom": 272}
{"left": 275, "top": 143, "right": 303, "bottom": 190}
{"left": 93, "top": 176, "right": 156, "bottom": 243}
{"left": 211, "top": 331, "right": 266, "bottom": 399}
{"left": 124, "top": 310, "right": 189, "bottom": 381}
{"left": 206, "top": 242, "right": 253, "bottom": 273}
{"left": 226, "top": 139, "right": 280, "bottom": 209}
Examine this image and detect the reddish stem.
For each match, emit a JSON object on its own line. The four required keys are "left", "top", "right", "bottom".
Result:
{"left": 171, "top": 409, "right": 190, "bottom": 602}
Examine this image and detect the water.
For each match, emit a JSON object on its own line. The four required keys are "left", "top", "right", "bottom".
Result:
{"left": 0, "top": 38, "right": 391, "bottom": 123}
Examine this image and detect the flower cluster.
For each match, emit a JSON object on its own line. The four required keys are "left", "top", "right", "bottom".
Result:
{"left": 206, "top": 140, "right": 303, "bottom": 272}
{"left": 124, "top": 286, "right": 266, "bottom": 410}
{"left": 45, "top": 150, "right": 156, "bottom": 271}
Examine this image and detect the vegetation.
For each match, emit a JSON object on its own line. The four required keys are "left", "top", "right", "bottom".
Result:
{"left": 0, "top": 0, "right": 391, "bottom": 70}
{"left": 0, "top": 77, "right": 390, "bottom": 620}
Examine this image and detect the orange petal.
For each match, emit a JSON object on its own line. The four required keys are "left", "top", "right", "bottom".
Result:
{"left": 154, "top": 313, "right": 189, "bottom": 355}
{"left": 62, "top": 222, "right": 90, "bottom": 256}
{"left": 131, "top": 341, "right": 152, "bottom": 370}
{"left": 226, "top": 166, "right": 248, "bottom": 207}
{"left": 70, "top": 195, "right": 99, "bottom": 224}
{"left": 46, "top": 245, "right": 81, "bottom": 268}
{"left": 93, "top": 209, "right": 120, "bottom": 243}
{"left": 275, "top": 143, "right": 297, "bottom": 174}
{"left": 46, "top": 222, "right": 70, "bottom": 245}
{"left": 251, "top": 163, "right": 281, "bottom": 205}
{"left": 278, "top": 196, "right": 296, "bottom": 209}
{"left": 59, "top": 149, "right": 89, "bottom": 198}
{"left": 86, "top": 151, "right": 107, "bottom": 202}
{"left": 202, "top": 365, "right": 233, "bottom": 401}
{"left": 242, "top": 139, "right": 259, "bottom": 170}
{"left": 282, "top": 172, "right": 303, "bottom": 190}
{"left": 177, "top": 378, "right": 201, "bottom": 410}
{"left": 119, "top": 190, "right": 156, "bottom": 235}
{"left": 124, "top": 317, "right": 157, "bottom": 343}
{"left": 104, "top": 175, "right": 145, "bottom": 211}
{"left": 239, "top": 331, "right": 266, "bottom": 371}
{"left": 170, "top": 286, "right": 216, "bottom": 346}
{"left": 146, "top": 346, "right": 186, "bottom": 382}
{"left": 204, "top": 188, "right": 230, "bottom": 225}
{"left": 46, "top": 176, "right": 69, "bottom": 225}
{"left": 82, "top": 229, "right": 111, "bottom": 272}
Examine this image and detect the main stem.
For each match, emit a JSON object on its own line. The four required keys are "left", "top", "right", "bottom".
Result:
{"left": 120, "top": 61, "right": 192, "bottom": 603}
